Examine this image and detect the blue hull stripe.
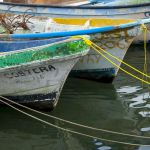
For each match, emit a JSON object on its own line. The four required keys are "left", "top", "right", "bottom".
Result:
{"left": 0, "top": 37, "right": 68, "bottom": 52}
{"left": 8, "top": 23, "right": 139, "bottom": 39}
{"left": 1, "top": 2, "right": 150, "bottom": 9}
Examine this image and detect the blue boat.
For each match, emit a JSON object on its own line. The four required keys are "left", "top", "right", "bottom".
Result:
{"left": 0, "top": 1, "right": 150, "bottom": 18}
{"left": 86, "top": 0, "right": 150, "bottom": 6}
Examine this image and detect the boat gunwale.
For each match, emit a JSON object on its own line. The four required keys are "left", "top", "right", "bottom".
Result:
{"left": 0, "top": 22, "right": 140, "bottom": 39}
{"left": 0, "top": 47, "right": 89, "bottom": 72}
{"left": 1, "top": 1, "right": 150, "bottom": 9}
{"left": 0, "top": 37, "right": 89, "bottom": 71}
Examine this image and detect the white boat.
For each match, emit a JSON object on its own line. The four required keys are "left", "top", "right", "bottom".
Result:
{"left": 0, "top": 37, "right": 89, "bottom": 110}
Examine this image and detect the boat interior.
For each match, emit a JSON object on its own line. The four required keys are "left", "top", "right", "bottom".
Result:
{"left": 52, "top": 18, "right": 135, "bottom": 27}
{"left": 0, "top": 17, "right": 136, "bottom": 34}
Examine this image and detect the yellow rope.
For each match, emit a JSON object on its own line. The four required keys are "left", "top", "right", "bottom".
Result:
{"left": 0, "top": 98, "right": 150, "bottom": 147}
{"left": 141, "top": 24, "right": 148, "bottom": 81}
{"left": 140, "top": 24, "right": 150, "bottom": 100}
{"left": 73, "top": 35, "right": 150, "bottom": 80}
{"left": 0, "top": 95, "right": 150, "bottom": 139}
{"left": 72, "top": 28, "right": 150, "bottom": 85}
{"left": 90, "top": 44, "right": 150, "bottom": 84}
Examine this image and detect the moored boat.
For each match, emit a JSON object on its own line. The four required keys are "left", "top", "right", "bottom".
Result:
{"left": 1, "top": 15, "right": 149, "bottom": 82}
{"left": 48, "top": 18, "right": 146, "bottom": 82}
{"left": 0, "top": 37, "right": 89, "bottom": 110}
{"left": 1, "top": 1, "right": 150, "bottom": 43}
{"left": 0, "top": 1, "right": 150, "bottom": 19}
{"left": 87, "top": 0, "right": 150, "bottom": 6}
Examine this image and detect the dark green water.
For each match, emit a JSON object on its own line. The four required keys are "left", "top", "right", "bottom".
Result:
{"left": 0, "top": 44, "right": 150, "bottom": 150}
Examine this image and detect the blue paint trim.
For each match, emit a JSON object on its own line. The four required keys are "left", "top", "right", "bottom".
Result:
{"left": 120, "top": 22, "right": 138, "bottom": 28}
{"left": 88, "top": 0, "right": 114, "bottom": 4}
{"left": 1, "top": 1, "right": 150, "bottom": 9}
{"left": 0, "top": 37, "right": 68, "bottom": 52}
{"left": 6, "top": 22, "right": 141, "bottom": 39}
{"left": 10, "top": 26, "right": 116, "bottom": 39}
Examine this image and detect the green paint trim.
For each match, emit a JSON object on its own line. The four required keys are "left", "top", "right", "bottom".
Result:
{"left": 0, "top": 39, "right": 88, "bottom": 68}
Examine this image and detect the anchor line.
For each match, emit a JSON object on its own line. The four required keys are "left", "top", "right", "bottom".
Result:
{"left": 0, "top": 97, "right": 150, "bottom": 147}
{"left": 0, "top": 96, "right": 150, "bottom": 140}
{"left": 72, "top": 24, "right": 150, "bottom": 85}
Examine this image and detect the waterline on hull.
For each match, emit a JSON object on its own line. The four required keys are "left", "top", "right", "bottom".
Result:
{"left": 70, "top": 68, "right": 115, "bottom": 83}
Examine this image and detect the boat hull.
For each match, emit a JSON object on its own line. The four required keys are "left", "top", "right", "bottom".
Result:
{"left": 0, "top": 58, "right": 79, "bottom": 110}
{"left": 0, "top": 2, "right": 149, "bottom": 43}
{"left": 0, "top": 2, "right": 150, "bottom": 18}
{"left": 0, "top": 38, "right": 89, "bottom": 110}
{"left": 70, "top": 68, "right": 115, "bottom": 83}
{"left": 71, "top": 26, "right": 140, "bottom": 82}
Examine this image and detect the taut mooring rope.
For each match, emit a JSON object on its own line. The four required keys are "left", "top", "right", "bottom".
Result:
{"left": 72, "top": 24, "right": 150, "bottom": 85}
{"left": 0, "top": 97, "right": 150, "bottom": 147}
{"left": 0, "top": 96, "right": 150, "bottom": 139}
